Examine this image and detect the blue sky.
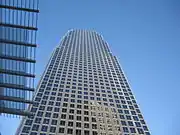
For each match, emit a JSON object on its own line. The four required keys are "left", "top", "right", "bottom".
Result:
{"left": 1, "top": 0, "right": 180, "bottom": 135}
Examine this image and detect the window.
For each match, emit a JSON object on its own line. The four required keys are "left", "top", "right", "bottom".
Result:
{"left": 135, "top": 122, "right": 141, "bottom": 127}
{"left": 77, "top": 100, "right": 82, "bottom": 103}
{"left": 67, "top": 128, "right": 73, "bottom": 134}
{"left": 123, "top": 127, "right": 129, "bottom": 133}
{"left": 128, "top": 121, "right": 134, "bottom": 126}
{"left": 25, "top": 120, "right": 33, "bottom": 126}
{"left": 61, "top": 114, "right": 66, "bottom": 119}
{"left": 84, "top": 111, "right": 89, "bottom": 115}
{"left": 70, "top": 104, "right": 75, "bottom": 108}
{"left": 63, "top": 103, "right": 68, "bottom": 107}
{"left": 50, "top": 127, "right": 56, "bottom": 133}
{"left": 32, "top": 124, "right": 39, "bottom": 131}
{"left": 44, "top": 112, "right": 51, "bottom": 117}
{"left": 35, "top": 118, "right": 41, "bottom": 124}
{"left": 37, "top": 111, "right": 43, "bottom": 116}
{"left": 137, "top": 128, "right": 144, "bottom": 134}
{"left": 84, "top": 100, "right": 88, "bottom": 104}
{"left": 22, "top": 126, "right": 30, "bottom": 133}
{"left": 124, "top": 110, "right": 129, "bottom": 114}
{"left": 69, "top": 115, "right": 74, "bottom": 120}
{"left": 77, "top": 110, "right": 81, "bottom": 114}
{"left": 68, "top": 122, "right": 73, "bottom": 127}
{"left": 62, "top": 108, "right": 67, "bottom": 112}
{"left": 30, "top": 132, "right": 37, "bottom": 135}
{"left": 76, "top": 122, "right": 81, "bottom": 127}
{"left": 92, "top": 118, "right": 96, "bottom": 122}
{"left": 121, "top": 121, "right": 127, "bottom": 126}
{"left": 84, "top": 117, "right": 89, "bottom": 121}
{"left": 43, "top": 119, "right": 50, "bottom": 124}
{"left": 41, "top": 125, "right": 48, "bottom": 132}
{"left": 84, "top": 105, "right": 88, "bottom": 109}
{"left": 140, "top": 120, "right": 146, "bottom": 124}
{"left": 77, "top": 116, "right": 81, "bottom": 121}
{"left": 126, "top": 115, "right": 132, "bottom": 120}
{"left": 77, "top": 104, "right": 82, "bottom": 108}
{"left": 92, "top": 124, "right": 97, "bottom": 129}
{"left": 133, "top": 116, "right": 139, "bottom": 121}
{"left": 59, "top": 128, "right": 64, "bottom": 133}
{"left": 84, "top": 130, "right": 89, "bottom": 135}
{"left": 145, "top": 132, "right": 150, "bottom": 135}
{"left": 92, "top": 131, "right": 98, "bottom": 135}
{"left": 130, "top": 128, "right": 136, "bottom": 133}
{"left": 60, "top": 121, "right": 65, "bottom": 126}
{"left": 143, "top": 126, "right": 148, "bottom": 131}
{"left": 76, "top": 129, "right": 81, "bottom": 135}
{"left": 69, "top": 109, "right": 74, "bottom": 113}
{"left": 51, "top": 120, "right": 57, "bottom": 125}
{"left": 47, "top": 107, "right": 53, "bottom": 111}
{"left": 40, "top": 133, "right": 46, "bottom": 135}
{"left": 84, "top": 123, "right": 89, "bottom": 128}
{"left": 53, "top": 113, "right": 58, "bottom": 118}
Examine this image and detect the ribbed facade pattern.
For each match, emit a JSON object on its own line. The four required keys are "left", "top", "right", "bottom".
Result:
{"left": 0, "top": 0, "right": 39, "bottom": 116}
{"left": 17, "top": 30, "right": 150, "bottom": 135}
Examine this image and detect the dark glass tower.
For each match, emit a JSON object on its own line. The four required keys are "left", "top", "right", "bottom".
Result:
{"left": 0, "top": 0, "right": 39, "bottom": 116}
{"left": 17, "top": 30, "right": 150, "bottom": 135}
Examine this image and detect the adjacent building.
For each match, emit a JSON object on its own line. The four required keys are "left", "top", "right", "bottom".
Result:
{"left": 0, "top": 0, "right": 39, "bottom": 116}
{"left": 16, "top": 30, "right": 150, "bottom": 135}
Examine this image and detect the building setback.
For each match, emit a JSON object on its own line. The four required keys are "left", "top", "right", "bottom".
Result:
{"left": 16, "top": 30, "right": 150, "bottom": 135}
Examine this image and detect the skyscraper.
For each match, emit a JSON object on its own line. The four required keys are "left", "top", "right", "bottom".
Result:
{"left": 0, "top": 0, "right": 39, "bottom": 116}
{"left": 16, "top": 30, "right": 150, "bottom": 135}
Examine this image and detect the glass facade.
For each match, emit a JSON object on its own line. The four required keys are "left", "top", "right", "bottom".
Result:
{"left": 16, "top": 30, "right": 150, "bottom": 134}
{"left": 0, "top": 0, "right": 39, "bottom": 116}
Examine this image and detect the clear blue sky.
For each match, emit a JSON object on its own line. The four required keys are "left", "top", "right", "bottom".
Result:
{"left": 1, "top": 0, "right": 180, "bottom": 135}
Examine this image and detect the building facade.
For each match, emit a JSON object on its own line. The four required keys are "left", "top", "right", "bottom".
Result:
{"left": 0, "top": 0, "right": 39, "bottom": 116}
{"left": 16, "top": 30, "right": 150, "bottom": 135}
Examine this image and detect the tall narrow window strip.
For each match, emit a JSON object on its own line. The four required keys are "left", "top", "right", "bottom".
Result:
{"left": 0, "top": 0, "right": 39, "bottom": 117}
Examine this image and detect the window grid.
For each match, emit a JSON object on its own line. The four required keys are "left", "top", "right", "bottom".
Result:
{"left": 16, "top": 30, "right": 150, "bottom": 135}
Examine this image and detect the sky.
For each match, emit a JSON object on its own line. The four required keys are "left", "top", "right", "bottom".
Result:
{"left": 0, "top": 0, "right": 180, "bottom": 135}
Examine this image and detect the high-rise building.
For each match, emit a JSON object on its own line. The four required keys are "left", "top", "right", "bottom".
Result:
{"left": 16, "top": 30, "right": 150, "bottom": 135}
{"left": 0, "top": 0, "right": 39, "bottom": 116}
